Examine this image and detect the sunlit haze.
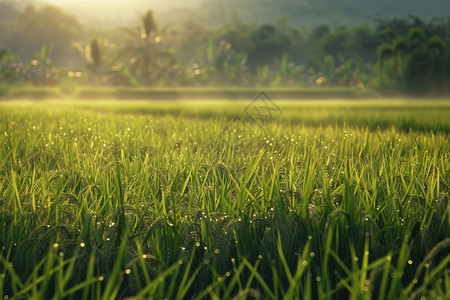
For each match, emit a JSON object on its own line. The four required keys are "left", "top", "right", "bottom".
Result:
{"left": 44, "top": 0, "right": 200, "bottom": 10}
{"left": 14, "top": 0, "right": 203, "bottom": 26}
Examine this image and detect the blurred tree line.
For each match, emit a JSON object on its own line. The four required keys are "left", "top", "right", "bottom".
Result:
{"left": 0, "top": 3, "right": 449, "bottom": 94}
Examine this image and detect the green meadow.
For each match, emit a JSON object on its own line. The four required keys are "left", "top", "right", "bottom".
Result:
{"left": 0, "top": 99, "right": 449, "bottom": 299}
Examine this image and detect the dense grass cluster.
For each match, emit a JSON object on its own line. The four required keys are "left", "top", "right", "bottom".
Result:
{"left": 0, "top": 99, "right": 449, "bottom": 299}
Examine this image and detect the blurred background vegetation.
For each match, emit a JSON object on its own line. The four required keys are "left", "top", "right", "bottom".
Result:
{"left": 0, "top": 0, "right": 449, "bottom": 95}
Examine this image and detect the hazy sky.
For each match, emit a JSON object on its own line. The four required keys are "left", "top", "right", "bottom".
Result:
{"left": 35, "top": 0, "right": 203, "bottom": 25}
{"left": 3, "top": 0, "right": 448, "bottom": 28}
{"left": 42, "top": 0, "right": 201, "bottom": 11}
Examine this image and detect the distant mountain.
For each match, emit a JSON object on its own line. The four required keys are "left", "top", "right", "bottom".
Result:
{"left": 159, "top": 0, "right": 450, "bottom": 27}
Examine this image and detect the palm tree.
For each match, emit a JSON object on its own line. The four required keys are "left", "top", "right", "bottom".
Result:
{"left": 73, "top": 38, "right": 120, "bottom": 85}
{"left": 120, "top": 10, "right": 176, "bottom": 86}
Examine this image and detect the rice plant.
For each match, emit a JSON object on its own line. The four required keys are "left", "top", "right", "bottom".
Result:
{"left": 0, "top": 99, "right": 449, "bottom": 299}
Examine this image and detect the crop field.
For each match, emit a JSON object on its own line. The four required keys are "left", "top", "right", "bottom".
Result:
{"left": 0, "top": 99, "right": 449, "bottom": 299}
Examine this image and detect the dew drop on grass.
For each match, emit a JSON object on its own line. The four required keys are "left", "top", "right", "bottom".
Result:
{"left": 408, "top": 260, "right": 413, "bottom": 265}
{"left": 53, "top": 243, "right": 59, "bottom": 248}
{"left": 125, "top": 269, "right": 131, "bottom": 275}
{"left": 178, "top": 260, "right": 183, "bottom": 265}
{"left": 98, "top": 276, "right": 104, "bottom": 281}
{"left": 80, "top": 242, "right": 85, "bottom": 248}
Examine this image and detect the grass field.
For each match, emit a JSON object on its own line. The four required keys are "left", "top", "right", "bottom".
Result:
{"left": 0, "top": 99, "right": 449, "bottom": 299}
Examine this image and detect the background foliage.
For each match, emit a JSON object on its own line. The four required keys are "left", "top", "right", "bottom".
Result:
{"left": 0, "top": 3, "right": 449, "bottom": 93}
